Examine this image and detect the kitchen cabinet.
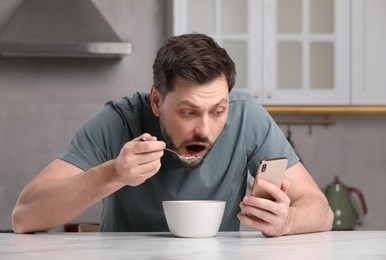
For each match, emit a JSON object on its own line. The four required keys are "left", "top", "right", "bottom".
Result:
{"left": 262, "top": 0, "right": 350, "bottom": 105}
{"left": 171, "top": 0, "right": 259, "bottom": 97}
{"left": 352, "top": 0, "right": 386, "bottom": 105}
{"left": 171, "top": 0, "right": 350, "bottom": 105}
{"left": 170, "top": 0, "right": 386, "bottom": 106}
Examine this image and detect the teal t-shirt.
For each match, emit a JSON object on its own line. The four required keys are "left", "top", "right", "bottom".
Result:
{"left": 59, "top": 90, "right": 299, "bottom": 231}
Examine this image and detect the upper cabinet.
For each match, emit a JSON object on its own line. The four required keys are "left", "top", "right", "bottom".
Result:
{"left": 172, "top": 0, "right": 258, "bottom": 96}
{"left": 352, "top": 0, "right": 386, "bottom": 105}
{"left": 263, "top": 0, "right": 349, "bottom": 105}
{"left": 171, "top": 0, "right": 386, "bottom": 106}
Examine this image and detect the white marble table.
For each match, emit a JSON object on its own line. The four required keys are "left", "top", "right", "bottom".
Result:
{"left": 1, "top": 231, "right": 386, "bottom": 259}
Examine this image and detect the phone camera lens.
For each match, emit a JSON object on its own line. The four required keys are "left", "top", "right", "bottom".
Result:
{"left": 262, "top": 163, "right": 267, "bottom": 172}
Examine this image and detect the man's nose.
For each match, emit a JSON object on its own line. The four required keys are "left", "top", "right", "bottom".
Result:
{"left": 193, "top": 115, "right": 211, "bottom": 138}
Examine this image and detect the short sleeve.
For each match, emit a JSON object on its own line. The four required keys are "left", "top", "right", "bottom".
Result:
{"left": 59, "top": 104, "right": 128, "bottom": 171}
{"left": 243, "top": 95, "right": 299, "bottom": 177}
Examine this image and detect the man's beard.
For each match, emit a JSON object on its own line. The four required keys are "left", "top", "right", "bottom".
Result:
{"left": 159, "top": 118, "right": 212, "bottom": 169}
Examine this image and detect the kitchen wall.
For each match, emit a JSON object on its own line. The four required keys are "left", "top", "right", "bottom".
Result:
{"left": 0, "top": 0, "right": 165, "bottom": 231}
{"left": 273, "top": 114, "right": 386, "bottom": 230}
{"left": 0, "top": 0, "right": 385, "bottom": 231}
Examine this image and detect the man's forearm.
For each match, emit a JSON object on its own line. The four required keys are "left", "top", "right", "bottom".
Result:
{"left": 286, "top": 195, "right": 333, "bottom": 235}
{"left": 12, "top": 160, "right": 122, "bottom": 233}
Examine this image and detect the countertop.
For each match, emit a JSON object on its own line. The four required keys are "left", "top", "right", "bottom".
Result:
{"left": 1, "top": 231, "right": 386, "bottom": 259}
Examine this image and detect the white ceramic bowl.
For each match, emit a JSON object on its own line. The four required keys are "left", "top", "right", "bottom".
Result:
{"left": 162, "top": 200, "right": 226, "bottom": 238}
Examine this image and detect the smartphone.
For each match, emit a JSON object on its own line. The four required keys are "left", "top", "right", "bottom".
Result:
{"left": 250, "top": 157, "right": 288, "bottom": 200}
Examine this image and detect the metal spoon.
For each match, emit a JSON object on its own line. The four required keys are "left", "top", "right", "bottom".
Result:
{"left": 140, "top": 137, "right": 202, "bottom": 164}
{"left": 164, "top": 147, "right": 202, "bottom": 164}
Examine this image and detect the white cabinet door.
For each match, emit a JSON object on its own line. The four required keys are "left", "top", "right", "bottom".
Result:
{"left": 170, "top": 0, "right": 350, "bottom": 106}
{"left": 171, "top": 0, "right": 262, "bottom": 99}
{"left": 352, "top": 0, "right": 386, "bottom": 105}
{"left": 262, "top": 0, "right": 350, "bottom": 105}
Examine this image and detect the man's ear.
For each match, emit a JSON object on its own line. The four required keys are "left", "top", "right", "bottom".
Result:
{"left": 150, "top": 85, "right": 162, "bottom": 117}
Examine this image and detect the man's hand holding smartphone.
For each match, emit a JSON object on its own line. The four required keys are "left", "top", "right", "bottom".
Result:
{"left": 250, "top": 157, "right": 288, "bottom": 200}
{"left": 237, "top": 157, "right": 292, "bottom": 237}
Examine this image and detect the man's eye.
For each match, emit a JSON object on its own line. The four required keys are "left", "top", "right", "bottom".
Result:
{"left": 182, "top": 111, "right": 196, "bottom": 116}
{"left": 212, "top": 109, "right": 224, "bottom": 117}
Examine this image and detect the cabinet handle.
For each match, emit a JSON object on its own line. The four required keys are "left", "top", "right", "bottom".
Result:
{"left": 266, "top": 92, "right": 273, "bottom": 99}
{"left": 253, "top": 91, "right": 260, "bottom": 99}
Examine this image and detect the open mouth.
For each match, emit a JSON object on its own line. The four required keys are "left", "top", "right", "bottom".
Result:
{"left": 185, "top": 144, "right": 207, "bottom": 155}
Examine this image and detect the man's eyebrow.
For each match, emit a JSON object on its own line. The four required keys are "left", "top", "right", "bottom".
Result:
{"left": 177, "top": 98, "right": 228, "bottom": 108}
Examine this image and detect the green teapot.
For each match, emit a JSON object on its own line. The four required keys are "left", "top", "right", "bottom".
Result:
{"left": 324, "top": 176, "right": 368, "bottom": 230}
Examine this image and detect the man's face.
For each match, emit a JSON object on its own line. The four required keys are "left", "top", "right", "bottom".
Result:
{"left": 151, "top": 76, "right": 229, "bottom": 168}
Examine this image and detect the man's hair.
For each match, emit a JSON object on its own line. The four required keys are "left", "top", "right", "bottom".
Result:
{"left": 153, "top": 33, "right": 236, "bottom": 97}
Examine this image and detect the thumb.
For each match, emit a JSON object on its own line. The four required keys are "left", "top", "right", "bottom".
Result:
{"left": 281, "top": 179, "right": 290, "bottom": 194}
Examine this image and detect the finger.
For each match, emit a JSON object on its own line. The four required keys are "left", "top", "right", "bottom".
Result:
{"left": 134, "top": 140, "right": 166, "bottom": 154}
{"left": 138, "top": 163, "right": 159, "bottom": 175}
{"left": 240, "top": 196, "right": 276, "bottom": 222}
{"left": 241, "top": 195, "right": 275, "bottom": 209}
{"left": 237, "top": 212, "right": 266, "bottom": 228}
{"left": 238, "top": 211, "right": 274, "bottom": 235}
{"left": 257, "top": 179, "right": 287, "bottom": 202}
{"left": 239, "top": 211, "right": 283, "bottom": 237}
{"left": 138, "top": 159, "right": 162, "bottom": 176}
{"left": 137, "top": 150, "right": 164, "bottom": 165}
{"left": 241, "top": 194, "right": 289, "bottom": 222}
{"left": 137, "top": 133, "right": 157, "bottom": 142}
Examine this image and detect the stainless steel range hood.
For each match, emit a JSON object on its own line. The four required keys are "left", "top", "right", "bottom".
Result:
{"left": 0, "top": 0, "right": 131, "bottom": 58}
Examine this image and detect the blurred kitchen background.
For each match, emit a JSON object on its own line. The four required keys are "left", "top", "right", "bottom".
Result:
{"left": 1, "top": 0, "right": 385, "bottom": 231}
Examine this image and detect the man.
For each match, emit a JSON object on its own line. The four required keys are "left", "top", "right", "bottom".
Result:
{"left": 12, "top": 33, "right": 333, "bottom": 237}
